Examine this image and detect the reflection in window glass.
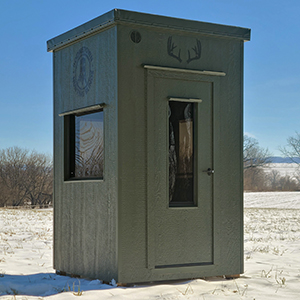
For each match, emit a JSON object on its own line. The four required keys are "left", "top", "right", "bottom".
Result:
{"left": 169, "top": 102, "right": 194, "bottom": 205}
{"left": 73, "top": 110, "right": 104, "bottom": 178}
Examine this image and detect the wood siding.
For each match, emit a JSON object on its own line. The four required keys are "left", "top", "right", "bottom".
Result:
{"left": 53, "top": 27, "right": 118, "bottom": 281}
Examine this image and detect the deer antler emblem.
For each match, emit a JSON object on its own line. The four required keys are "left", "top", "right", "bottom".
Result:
{"left": 167, "top": 36, "right": 201, "bottom": 64}
{"left": 187, "top": 39, "right": 201, "bottom": 64}
{"left": 167, "top": 36, "right": 182, "bottom": 63}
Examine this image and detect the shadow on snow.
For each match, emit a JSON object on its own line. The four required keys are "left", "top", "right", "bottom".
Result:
{"left": 0, "top": 272, "right": 116, "bottom": 297}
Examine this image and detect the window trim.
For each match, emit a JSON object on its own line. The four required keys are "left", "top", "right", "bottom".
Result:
{"left": 62, "top": 104, "right": 105, "bottom": 181}
{"left": 59, "top": 103, "right": 106, "bottom": 117}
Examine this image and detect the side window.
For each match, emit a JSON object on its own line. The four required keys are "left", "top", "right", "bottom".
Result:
{"left": 64, "top": 109, "right": 104, "bottom": 180}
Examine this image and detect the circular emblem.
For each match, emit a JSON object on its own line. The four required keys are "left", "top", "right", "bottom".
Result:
{"left": 73, "top": 47, "right": 94, "bottom": 97}
{"left": 130, "top": 31, "right": 142, "bottom": 43}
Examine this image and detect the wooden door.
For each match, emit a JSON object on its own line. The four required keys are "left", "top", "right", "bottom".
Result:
{"left": 147, "top": 70, "right": 214, "bottom": 269}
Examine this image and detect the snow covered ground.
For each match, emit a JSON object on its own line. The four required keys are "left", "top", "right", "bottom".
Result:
{"left": 244, "top": 191, "right": 300, "bottom": 209}
{"left": 263, "top": 163, "right": 299, "bottom": 178}
{"left": 1, "top": 191, "right": 300, "bottom": 299}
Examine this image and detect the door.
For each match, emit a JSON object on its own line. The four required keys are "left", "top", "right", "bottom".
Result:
{"left": 147, "top": 70, "right": 214, "bottom": 269}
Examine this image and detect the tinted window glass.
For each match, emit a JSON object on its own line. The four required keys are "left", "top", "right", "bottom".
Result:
{"left": 169, "top": 102, "right": 195, "bottom": 205}
{"left": 71, "top": 110, "right": 104, "bottom": 179}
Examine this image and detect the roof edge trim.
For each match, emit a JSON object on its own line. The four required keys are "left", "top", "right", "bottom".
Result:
{"left": 47, "top": 9, "right": 250, "bottom": 52}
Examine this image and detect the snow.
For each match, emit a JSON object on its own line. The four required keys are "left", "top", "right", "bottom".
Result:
{"left": 1, "top": 192, "right": 300, "bottom": 299}
{"left": 263, "top": 163, "right": 299, "bottom": 178}
{"left": 244, "top": 191, "right": 300, "bottom": 209}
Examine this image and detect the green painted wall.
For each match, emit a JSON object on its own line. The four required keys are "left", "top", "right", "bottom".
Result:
{"left": 116, "top": 23, "right": 245, "bottom": 282}
{"left": 52, "top": 26, "right": 118, "bottom": 281}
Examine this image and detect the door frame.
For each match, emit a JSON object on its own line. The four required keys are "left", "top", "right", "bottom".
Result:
{"left": 145, "top": 65, "right": 224, "bottom": 276}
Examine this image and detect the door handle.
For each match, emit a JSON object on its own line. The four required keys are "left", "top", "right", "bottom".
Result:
{"left": 203, "top": 168, "right": 214, "bottom": 176}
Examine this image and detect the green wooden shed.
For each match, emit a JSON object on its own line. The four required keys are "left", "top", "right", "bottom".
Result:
{"left": 47, "top": 9, "right": 250, "bottom": 284}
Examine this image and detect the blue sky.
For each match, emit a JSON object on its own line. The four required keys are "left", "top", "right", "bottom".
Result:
{"left": 1, "top": 0, "right": 300, "bottom": 156}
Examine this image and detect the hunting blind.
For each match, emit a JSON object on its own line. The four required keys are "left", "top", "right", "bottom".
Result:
{"left": 47, "top": 9, "right": 250, "bottom": 283}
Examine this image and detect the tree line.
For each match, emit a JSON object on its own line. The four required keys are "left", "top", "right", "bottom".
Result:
{"left": 0, "top": 146, "right": 53, "bottom": 207}
{"left": 244, "top": 133, "right": 300, "bottom": 191}
{"left": 0, "top": 133, "right": 299, "bottom": 207}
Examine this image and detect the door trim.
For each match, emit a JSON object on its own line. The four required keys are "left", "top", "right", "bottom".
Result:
{"left": 146, "top": 68, "right": 221, "bottom": 272}
{"left": 144, "top": 64, "right": 226, "bottom": 77}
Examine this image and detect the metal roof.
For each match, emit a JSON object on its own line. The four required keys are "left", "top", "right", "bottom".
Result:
{"left": 47, "top": 9, "right": 251, "bottom": 52}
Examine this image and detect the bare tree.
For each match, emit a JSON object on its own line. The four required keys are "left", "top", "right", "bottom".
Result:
{"left": 266, "top": 170, "right": 282, "bottom": 190}
{"left": 244, "top": 135, "right": 271, "bottom": 169}
{"left": 0, "top": 184, "right": 13, "bottom": 207}
{"left": 0, "top": 147, "right": 29, "bottom": 206}
{"left": 0, "top": 147, "right": 53, "bottom": 207}
{"left": 280, "top": 131, "right": 300, "bottom": 163}
{"left": 277, "top": 175, "right": 299, "bottom": 191}
{"left": 24, "top": 152, "right": 53, "bottom": 207}
{"left": 244, "top": 167, "right": 267, "bottom": 191}
{"left": 243, "top": 136, "right": 271, "bottom": 191}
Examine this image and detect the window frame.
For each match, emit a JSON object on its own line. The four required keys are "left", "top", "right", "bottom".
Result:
{"left": 60, "top": 104, "right": 105, "bottom": 181}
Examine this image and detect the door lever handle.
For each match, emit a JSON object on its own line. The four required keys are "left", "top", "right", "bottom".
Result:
{"left": 203, "top": 168, "right": 214, "bottom": 176}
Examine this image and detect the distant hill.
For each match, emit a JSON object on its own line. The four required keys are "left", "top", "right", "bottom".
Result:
{"left": 268, "top": 157, "right": 300, "bottom": 164}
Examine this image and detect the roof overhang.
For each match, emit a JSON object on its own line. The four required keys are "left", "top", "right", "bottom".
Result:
{"left": 47, "top": 9, "right": 251, "bottom": 52}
